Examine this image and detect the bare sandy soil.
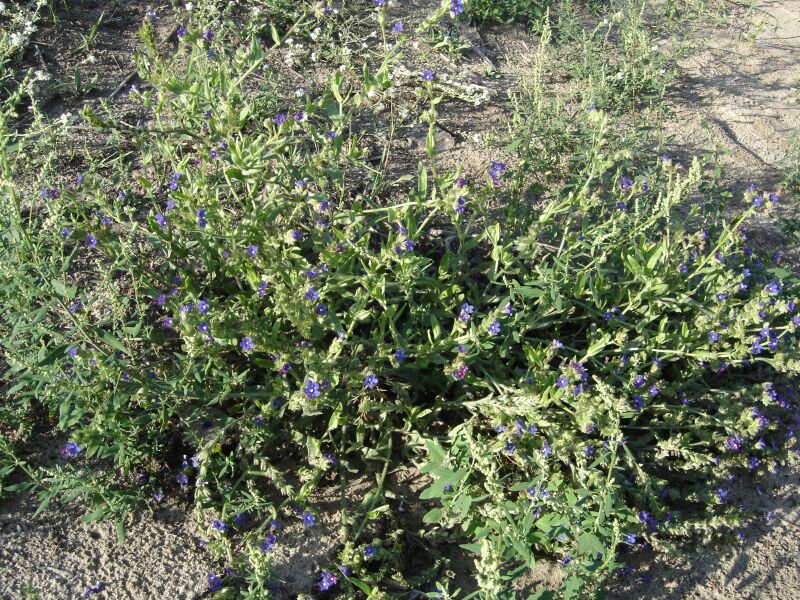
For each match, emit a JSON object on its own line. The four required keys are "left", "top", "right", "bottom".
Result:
{"left": 1, "top": 1, "right": 798, "bottom": 598}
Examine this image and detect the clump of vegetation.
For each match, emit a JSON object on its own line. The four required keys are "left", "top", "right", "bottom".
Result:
{"left": 0, "top": 1, "right": 797, "bottom": 598}
{"left": 462, "top": 0, "right": 552, "bottom": 25}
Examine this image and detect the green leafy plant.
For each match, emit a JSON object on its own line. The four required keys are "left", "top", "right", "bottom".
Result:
{"left": 1, "top": 3, "right": 797, "bottom": 599}
{"left": 465, "top": 0, "right": 552, "bottom": 25}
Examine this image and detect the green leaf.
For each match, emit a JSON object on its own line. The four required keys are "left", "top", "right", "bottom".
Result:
{"left": 100, "top": 331, "right": 129, "bottom": 355}
{"left": 423, "top": 507, "right": 442, "bottom": 523}
{"left": 116, "top": 519, "right": 127, "bottom": 544}
{"left": 562, "top": 577, "right": 584, "bottom": 599}
{"left": 577, "top": 532, "right": 605, "bottom": 557}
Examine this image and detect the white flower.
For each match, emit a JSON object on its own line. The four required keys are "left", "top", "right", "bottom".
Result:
{"left": 185, "top": 2, "right": 193, "bottom": 10}
{"left": 0, "top": 2, "right": 6, "bottom": 13}
{"left": 9, "top": 32, "right": 24, "bottom": 47}
{"left": 615, "top": 71, "right": 624, "bottom": 80}
{"left": 59, "top": 112, "right": 73, "bottom": 126}
{"left": 295, "top": 88, "right": 305, "bottom": 97}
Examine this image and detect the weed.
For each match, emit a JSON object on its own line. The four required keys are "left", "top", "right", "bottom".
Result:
{"left": 0, "top": 2, "right": 797, "bottom": 599}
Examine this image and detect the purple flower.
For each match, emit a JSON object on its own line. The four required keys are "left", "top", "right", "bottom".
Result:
{"left": 208, "top": 572, "right": 223, "bottom": 592}
{"left": 302, "top": 510, "right": 317, "bottom": 527}
{"left": 452, "top": 364, "right": 469, "bottom": 380}
{"left": 82, "top": 582, "right": 105, "bottom": 597}
{"left": 196, "top": 208, "right": 208, "bottom": 228}
{"left": 319, "top": 570, "right": 338, "bottom": 591}
{"left": 86, "top": 234, "right": 97, "bottom": 248}
{"left": 726, "top": 435, "right": 743, "bottom": 452}
{"left": 198, "top": 322, "right": 210, "bottom": 334}
{"left": 240, "top": 337, "right": 254, "bottom": 352}
{"left": 245, "top": 244, "right": 258, "bottom": 258}
{"left": 709, "top": 331, "right": 720, "bottom": 343}
{"left": 557, "top": 375, "right": 569, "bottom": 389}
{"left": 450, "top": 0, "right": 465, "bottom": 15}
{"left": 176, "top": 472, "right": 189, "bottom": 486}
{"left": 162, "top": 316, "right": 174, "bottom": 329}
{"left": 766, "top": 281, "right": 782, "bottom": 295}
{"left": 488, "top": 161, "right": 508, "bottom": 185}
{"left": 260, "top": 534, "right": 277, "bottom": 552}
{"left": 421, "top": 69, "right": 434, "bottom": 82}
{"left": 146, "top": 10, "right": 157, "bottom": 23}
{"left": 487, "top": 319, "right": 501, "bottom": 335}
{"left": 633, "top": 374, "right": 646, "bottom": 388}
{"left": 177, "top": 25, "right": 188, "bottom": 37}
{"left": 196, "top": 298, "right": 209, "bottom": 314}
{"left": 364, "top": 373, "right": 379, "bottom": 389}
{"left": 203, "top": 28, "right": 214, "bottom": 42}
{"left": 392, "top": 21, "right": 404, "bottom": 34}
{"left": 211, "top": 519, "right": 227, "bottom": 533}
{"left": 274, "top": 113, "right": 286, "bottom": 125}
{"left": 304, "top": 380, "right": 321, "bottom": 399}
{"left": 61, "top": 441, "right": 81, "bottom": 458}
{"left": 395, "top": 348, "right": 406, "bottom": 362}
{"left": 155, "top": 213, "right": 168, "bottom": 229}
{"left": 315, "top": 304, "right": 328, "bottom": 316}
{"left": 458, "top": 303, "right": 474, "bottom": 323}
{"left": 647, "top": 385, "right": 659, "bottom": 397}
{"left": 305, "top": 288, "right": 319, "bottom": 301}
{"left": 620, "top": 175, "right": 634, "bottom": 190}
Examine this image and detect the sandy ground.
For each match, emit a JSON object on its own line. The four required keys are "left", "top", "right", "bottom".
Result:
{"left": 1, "top": 1, "right": 799, "bottom": 598}
{"left": 0, "top": 494, "right": 213, "bottom": 599}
